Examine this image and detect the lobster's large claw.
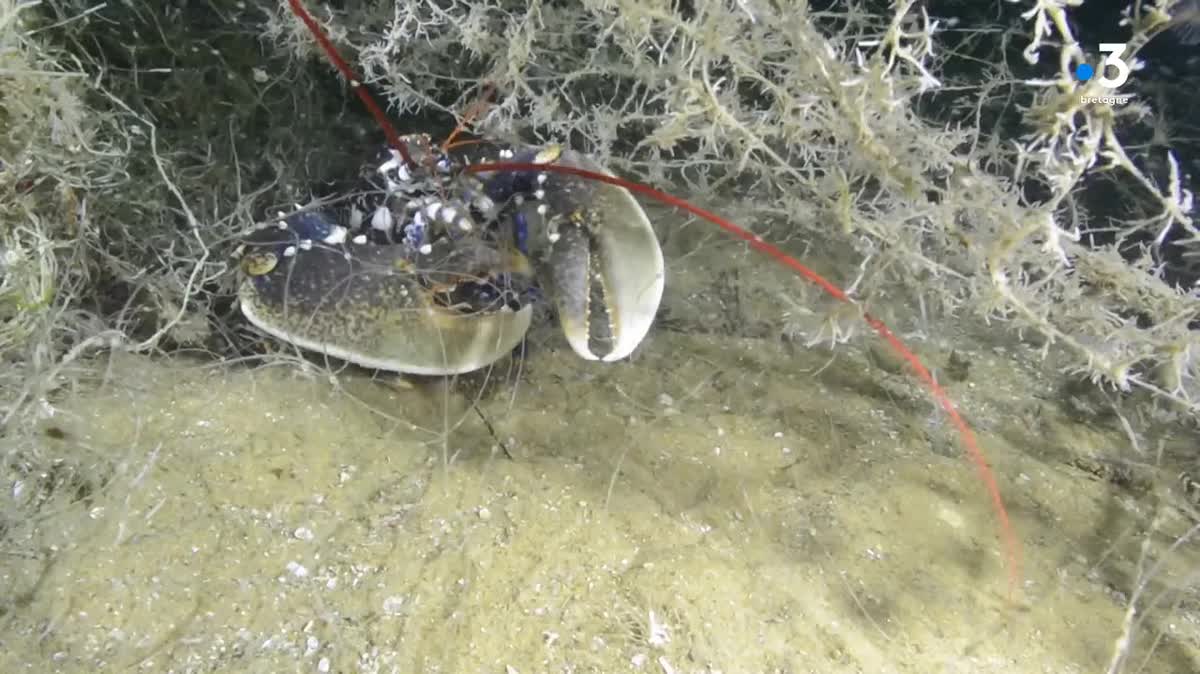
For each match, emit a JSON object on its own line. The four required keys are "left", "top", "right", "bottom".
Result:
{"left": 236, "top": 222, "right": 532, "bottom": 375}
{"left": 537, "top": 151, "right": 665, "bottom": 362}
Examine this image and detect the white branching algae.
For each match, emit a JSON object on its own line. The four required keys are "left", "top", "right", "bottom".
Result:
{"left": 2, "top": 1, "right": 1199, "bottom": 672}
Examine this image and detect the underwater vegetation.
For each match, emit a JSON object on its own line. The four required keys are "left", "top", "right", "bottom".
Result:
{"left": 1, "top": 0, "right": 1199, "bottom": 671}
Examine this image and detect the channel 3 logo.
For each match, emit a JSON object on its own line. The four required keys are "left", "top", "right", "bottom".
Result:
{"left": 1074, "top": 43, "right": 1132, "bottom": 87}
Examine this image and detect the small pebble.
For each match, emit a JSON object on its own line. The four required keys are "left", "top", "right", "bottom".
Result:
{"left": 317, "top": 657, "right": 330, "bottom": 673}
{"left": 383, "top": 595, "right": 405, "bottom": 616}
{"left": 656, "top": 393, "right": 674, "bottom": 407}
{"left": 478, "top": 507, "right": 492, "bottom": 521}
{"left": 294, "top": 527, "right": 314, "bottom": 541}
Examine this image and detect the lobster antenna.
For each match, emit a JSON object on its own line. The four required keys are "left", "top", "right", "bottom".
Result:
{"left": 442, "top": 83, "right": 496, "bottom": 154}
{"left": 286, "top": 0, "right": 415, "bottom": 169}
{"left": 466, "top": 160, "right": 1022, "bottom": 599}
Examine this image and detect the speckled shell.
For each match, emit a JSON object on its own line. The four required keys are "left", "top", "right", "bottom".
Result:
{"left": 238, "top": 230, "right": 531, "bottom": 375}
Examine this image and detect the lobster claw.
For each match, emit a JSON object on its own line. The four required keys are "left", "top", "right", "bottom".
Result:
{"left": 536, "top": 151, "right": 665, "bottom": 362}
{"left": 236, "top": 215, "right": 533, "bottom": 375}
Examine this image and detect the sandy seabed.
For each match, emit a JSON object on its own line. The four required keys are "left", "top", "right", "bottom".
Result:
{"left": 2, "top": 295, "right": 1198, "bottom": 674}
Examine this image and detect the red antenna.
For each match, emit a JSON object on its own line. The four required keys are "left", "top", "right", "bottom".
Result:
{"left": 442, "top": 83, "right": 496, "bottom": 154}
{"left": 286, "top": 0, "right": 415, "bottom": 170}
{"left": 286, "top": 0, "right": 1022, "bottom": 598}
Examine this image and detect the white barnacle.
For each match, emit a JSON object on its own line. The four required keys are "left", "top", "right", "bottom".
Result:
{"left": 438, "top": 206, "right": 458, "bottom": 223}
{"left": 283, "top": 245, "right": 297, "bottom": 257}
{"left": 537, "top": 203, "right": 549, "bottom": 216}
{"left": 547, "top": 231, "right": 561, "bottom": 243}
{"left": 536, "top": 173, "right": 548, "bottom": 185}
{"left": 377, "top": 150, "right": 401, "bottom": 174}
{"left": 322, "top": 225, "right": 348, "bottom": 244}
{"left": 424, "top": 202, "right": 441, "bottom": 219}
{"left": 351, "top": 234, "right": 367, "bottom": 245}
{"left": 299, "top": 239, "right": 313, "bottom": 250}
{"left": 457, "top": 218, "right": 472, "bottom": 232}
{"left": 371, "top": 206, "right": 394, "bottom": 231}
{"left": 534, "top": 189, "right": 545, "bottom": 200}
{"left": 419, "top": 243, "right": 433, "bottom": 255}
{"left": 378, "top": 149, "right": 412, "bottom": 186}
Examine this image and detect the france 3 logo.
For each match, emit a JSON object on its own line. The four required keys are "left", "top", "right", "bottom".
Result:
{"left": 1074, "top": 43, "right": 1134, "bottom": 104}
{"left": 1074, "top": 43, "right": 1133, "bottom": 88}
